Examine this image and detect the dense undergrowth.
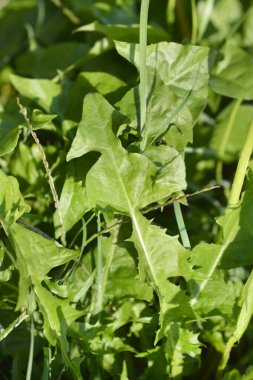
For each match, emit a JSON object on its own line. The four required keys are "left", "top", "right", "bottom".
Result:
{"left": 1, "top": 0, "right": 253, "bottom": 379}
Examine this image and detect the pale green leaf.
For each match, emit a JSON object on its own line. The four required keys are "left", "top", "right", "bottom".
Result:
{"left": 34, "top": 281, "right": 84, "bottom": 346}
{"left": 164, "top": 323, "right": 201, "bottom": 379}
{"left": 67, "top": 93, "right": 191, "bottom": 309}
{"left": 132, "top": 212, "right": 191, "bottom": 285}
{"left": 7, "top": 222, "right": 80, "bottom": 309}
{"left": 67, "top": 93, "right": 186, "bottom": 210}
{"left": 115, "top": 41, "right": 209, "bottom": 151}
{"left": 9, "top": 74, "right": 62, "bottom": 115}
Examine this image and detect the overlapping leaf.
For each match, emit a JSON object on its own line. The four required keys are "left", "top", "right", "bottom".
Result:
{"left": 0, "top": 170, "right": 30, "bottom": 226}
{"left": 210, "top": 40, "right": 253, "bottom": 100}
{"left": 115, "top": 41, "right": 209, "bottom": 152}
{"left": 67, "top": 93, "right": 191, "bottom": 300}
{"left": 7, "top": 222, "right": 83, "bottom": 344}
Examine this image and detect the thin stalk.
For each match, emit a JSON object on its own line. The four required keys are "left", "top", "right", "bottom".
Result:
{"left": 191, "top": 0, "right": 198, "bottom": 44}
{"left": 26, "top": 315, "right": 34, "bottom": 380}
{"left": 215, "top": 336, "right": 235, "bottom": 380}
{"left": 101, "top": 227, "right": 120, "bottom": 306}
{"left": 167, "top": 0, "right": 176, "bottom": 25}
{"left": 173, "top": 202, "right": 191, "bottom": 249}
{"left": 50, "top": 0, "right": 80, "bottom": 25}
{"left": 142, "top": 186, "right": 220, "bottom": 214}
{"left": 192, "top": 120, "right": 253, "bottom": 306}
{"left": 17, "top": 98, "right": 66, "bottom": 246}
{"left": 0, "top": 310, "right": 29, "bottom": 341}
{"left": 216, "top": 270, "right": 253, "bottom": 379}
{"left": 96, "top": 212, "right": 103, "bottom": 313}
{"left": 216, "top": 98, "right": 242, "bottom": 181}
{"left": 228, "top": 120, "right": 253, "bottom": 206}
{"left": 139, "top": 0, "right": 150, "bottom": 151}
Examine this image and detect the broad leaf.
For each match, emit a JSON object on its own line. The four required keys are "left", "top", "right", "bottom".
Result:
{"left": 9, "top": 74, "right": 62, "bottom": 116}
{"left": 67, "top": 93, "right": 191, "bottom": 302}
{"left": 7, "top": 222, "right": 79, "bottom": 309}
{"left": 34, "top": 282, "right": 83, "bottom": 346}
{"left": 164, "top": 323, "right": 201, "bottom": 378}
{"left": 115, "top": 41, "right": 209, "bottom": 152}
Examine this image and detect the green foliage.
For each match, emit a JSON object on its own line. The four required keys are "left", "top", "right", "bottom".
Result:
{"left": 1, "top": 1, "right": 253, "bottom": 379}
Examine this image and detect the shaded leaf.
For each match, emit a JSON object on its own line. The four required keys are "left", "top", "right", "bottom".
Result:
{"left": 0, "top": 170, "right": 30, "bottom": 225}
{"left": 15, "top": 42, "right": 88, "bottom": 78}
{"left": 210, "top": 41, "right": 253, "bottom": 100}
{"left": 210, "top": 102, "right": 253, "bottom": 162}
{"left": 76, "top": 21, "right": 169, "bottom": 43}
{"left": 0, "top": 112, "right": 22, "bottom": 156}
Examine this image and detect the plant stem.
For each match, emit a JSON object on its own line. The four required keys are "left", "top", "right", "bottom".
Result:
{"left": 142, "top": 186, "right": 220, "bottom": 214}
{"left": 191, "top": 0, "right": 198, "bottom": 44}
{"left": 193, "top": 120, "right": 253, "bottom": 306}
{"left": 17, "top": 98, "right": 66, "bottom": 246}
{"left": 139, "top": 0, "right": 150, "bottom": 151}
{"left": 96, "top": 212, "right": 103, "bottom": 313}
{"left": 167, "top": 0, "right": 176, "bottom": 25}
{"left": 215, "top": 336, "right": 235, "bottom": 380}
{"left": 216, "top": 270, "right": 253, "bottom": 379}
{"left": 26, "top": 315, "right": 34, "bottom": 380}
{"left": 216, "top": 98, "right": 242, "bottom": 182}
{"left": 228, "top": 119, "right": 253, "bottom": 206}
{"left": 0, "top": 310, "right": 29, "bottom": 341}
{"left": 173, "top": 202, "right": 191, "bottom": 249}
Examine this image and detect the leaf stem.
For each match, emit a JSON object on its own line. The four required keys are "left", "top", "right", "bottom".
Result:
{"left": 96, "top": 212, "right": 103, "bottom": 313}
{"left": 216, "top": 270, "right": 253, "bottom": 379}
{"left": 167, "top": 0, "right": 176, "bottom": 25}
{"left": 191, "top": 124, "right": 253, "bottom": 305}
{"left": 139, "top": 0, "right": 150, "bottom": 151}
{"left": 216, "top": 98, "right": 242, "bottom": 182}
{"left": 173, "top": 202, "right": 191, "bottom": 249}
{"left": 191, "top": 0, "right": 198, "bottom": 44}
{"left": 228, "top": 119, "right": 253, "bottom": 206}
{"left": 0, "top": 310, "right": 29, "bottom": 341}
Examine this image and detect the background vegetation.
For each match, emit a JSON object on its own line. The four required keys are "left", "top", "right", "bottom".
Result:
{"left": 1, "top": 0, "right": 253, "bottom": 379}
